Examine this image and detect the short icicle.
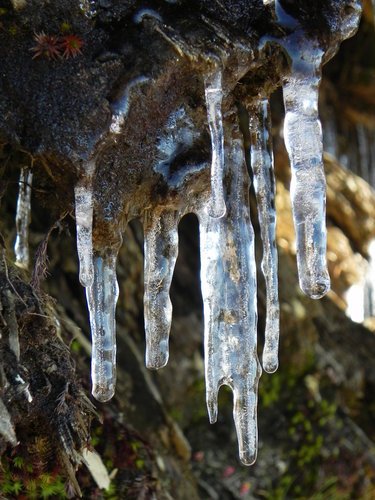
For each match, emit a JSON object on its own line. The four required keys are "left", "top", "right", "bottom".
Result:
{"left": 198, "top": 137, "right": 261, "bottom": 466}
{"left": 204, "top": 69, "right": 227, "bottom": 219}
{"left": 86, "top": 249, "right": 119, "bottom": 402}
{"left": 14, "top": 167, "right": 33, "bottom": 269}
{"left": 249, "top": 99, "right": 280, "bottom": 373}
{"left": 75, "top": 160, "right": 95, "bottom": 288}
{"left": 282, "top": 50, "right": 330, "bottom": 299}
{"left": 143, "top": 209, "right": 179, "bottom": 369}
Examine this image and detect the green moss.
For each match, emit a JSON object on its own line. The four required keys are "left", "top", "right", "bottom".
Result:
{"left": 60, "top": 22, "right": 72, "bottom": 33}
{"left": 1, "top": 454, "right": 66, "bottom": 499}
{"left": 70, "top": 338, "right": 82, "bottom": 354}
{"left": 8, "top": 24, "right": 18, "bottom": 35}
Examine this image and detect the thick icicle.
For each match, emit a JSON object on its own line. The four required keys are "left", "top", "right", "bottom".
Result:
{"left": 204, "top": 70, "right": 227, "bottom": 219}
{"left": 249, "top": 99, "right": 279, "bottom": 373}
{"left": 86, "top": 251, "right": 119, "bottom": 402}
{"left": 14, "top": 167, "right": 33, "bottom": 269}
{"left": 75, "top": 160, "right": 95, "bottom": 288}
{"left": 282, "top": 51, "right": 330, "bottom": 299}
{"left": 198, "top": 138, "right": 261, "bottom": 466}
{"left": 143, "top": 209, "right": 179, "bottom": 370}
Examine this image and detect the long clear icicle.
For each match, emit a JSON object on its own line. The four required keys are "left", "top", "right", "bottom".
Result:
{"left": 14, "top": 167, "right": 33, "bottom": 269}
{"left": 143, "top": 209, "right": 179, "bottom": 370}
{"left": 204, "top": 70, "right": 227, "bottom": 219}
{"left": 198, "top": 138, "right": 261, "bottom": 466}
{"left": 86, "top": 251, "right": 119, "bottom": 402}
{"left": 249, "top": 99, "right": 279, "bottom": 373}
{"left": 282, "top": 54, "right": 330, "bottom": 299}
{"left": 75, "top": 160, "right": 95, "bottom": 287}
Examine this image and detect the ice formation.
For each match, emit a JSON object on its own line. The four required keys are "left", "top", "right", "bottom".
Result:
{"left": 0, "top": 397, "right": 17, "bottom": 446}
{"left": 79, "top": 0, "right": 97, "bottom": 18}
{"left": 143, "top": 209, "right": 179, "bottom": 370}
{"left": 199, "top": 138, "right": 260, "bottom": 465}
{"left": 283, "top": 62, "right": 330, "bottom": 299}
{"left": 65, "top": 0, "right": 360, "bottom": 465}
{"left": 204, "top": 69, "right": 227, "bottom": 219}
{"left": 75, "top": 160, "right": 95, "bottom": 287}
{"left": 249, "top": 99, "right": 279, "bottom": 374}
{"left": 85, "top": 251, "right": 119, "bottom": 402}
{"left": 275, "top": 0, "right": 330, "bottom": 299}
{"left": 14, "top": 167, "right": 33, "bottom": 269}
{"left": 110, "top": 76, "right": 150, "bottom": 135}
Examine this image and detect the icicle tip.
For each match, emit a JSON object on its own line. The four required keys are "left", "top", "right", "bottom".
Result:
{"left": 300, "top": 274, "right": 330, "bottom": 300}
{"left": 92, "top": 384, "right": 115, "bottom": 403}
{"left": 262, "top": 351, "right": 279, "bottom": 374}
{"left": 207, "top": 394, "right": 218, "bottom": 424}
{"left": 239, "top": 449, "right": 257, "bottom": 467}
{"left": 145, "top": 344, "right": 169, "bottom": 370}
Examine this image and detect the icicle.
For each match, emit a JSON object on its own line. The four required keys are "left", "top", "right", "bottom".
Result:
{"left": 0, "top": 397, "right": 17, "bottom": 446}
{"left": 14, "top": 167, "right": 33, "bottom": 269}
{"left": 86, "top": 250, "right": 119, "bottom": 402}
{"left": 143, "top": 209, "right": 179, "bottom": 370}
{"left": 249, "top": 99, "right": 279, "bottom": 374}
{"left": 282, "top": 50, "right": 330, "bottom": 299}
{"left": 204, "top": 69, "right": 227, "bottom": 219}
{"left": 198, "top": 138, "right": 261, "bottom": 466}
{"left": 75, "top": 160, "right": 95, "bottom": 288}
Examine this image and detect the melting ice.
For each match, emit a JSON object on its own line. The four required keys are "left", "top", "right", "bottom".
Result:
{"left": 204, "top": 69, "right": 227, "bottom": 219}
{"left": 198, "top": 138, "right": 261, "bottom": 465}
{"left": 75, "top": 160, "right": 95, "bottom": 288}
{"left": 71, "top": 0, "right": 362, "bottom": 467}
{"left": 249, "top": 99, "right": 279, "bottom": 373}
{"left": 86, "top": 252, "right": 119, "bottom": 402}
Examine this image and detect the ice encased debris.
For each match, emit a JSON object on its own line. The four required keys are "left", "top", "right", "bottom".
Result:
{"left": 68, "top": 0, "right": 362, "bottom": 466}
{"left": 198, "top": 138, "right": 261, "bottom": 465}
{"left": 75, "top": 160, "right": 95, "bottom": 287}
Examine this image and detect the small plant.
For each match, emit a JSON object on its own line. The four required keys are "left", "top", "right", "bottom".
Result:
{"left": 60, "top": 35, "right": 84, "bottom": 58}
{"left": 31, "top": 32, "right": 84, "bottom": 60}
{"left": 30, "top": 32, "right": 62, "bottom": 60}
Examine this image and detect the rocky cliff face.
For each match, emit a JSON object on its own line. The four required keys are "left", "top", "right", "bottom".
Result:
{"left": 0, "top": 0, "right": 375, "bottom": 498}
